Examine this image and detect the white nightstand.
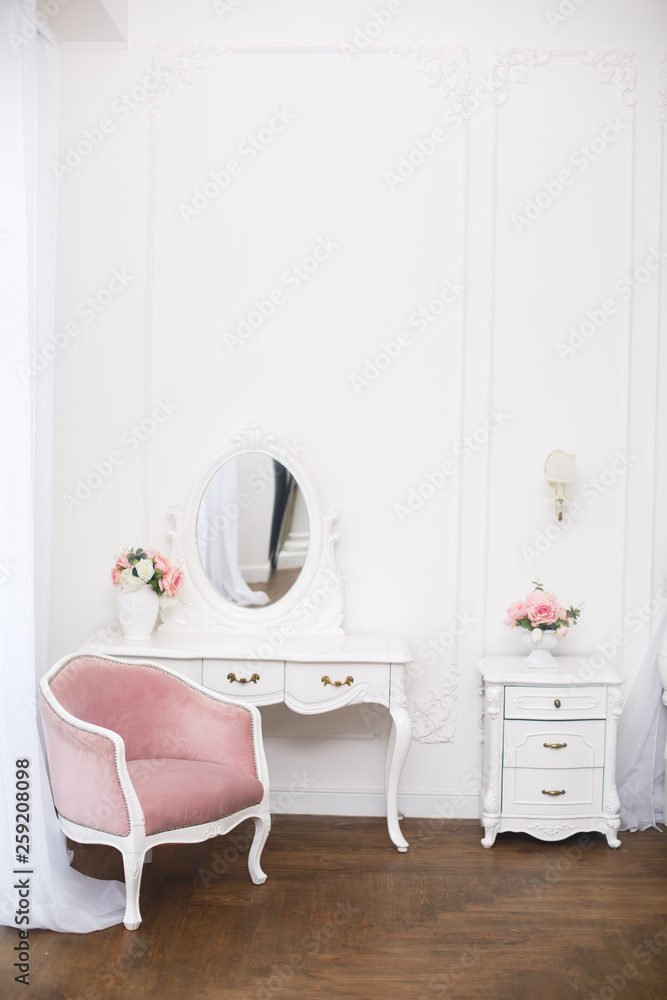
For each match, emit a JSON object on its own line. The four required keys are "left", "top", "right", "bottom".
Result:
{"left": 478, "top": 657, "right": 624, "bottom": 848}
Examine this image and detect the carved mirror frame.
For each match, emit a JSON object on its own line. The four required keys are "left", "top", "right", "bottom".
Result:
{"left": 159, "top": 426, "right": 344, "bottom": 635}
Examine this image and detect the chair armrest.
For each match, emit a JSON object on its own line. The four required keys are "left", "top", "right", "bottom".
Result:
{"left": 39, "top": 689, "right": 143, "bottom": 837}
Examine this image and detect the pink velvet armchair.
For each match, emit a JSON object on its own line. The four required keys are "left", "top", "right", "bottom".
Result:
{"left": 39, "top": 654, "right": 271, "bottom": 930}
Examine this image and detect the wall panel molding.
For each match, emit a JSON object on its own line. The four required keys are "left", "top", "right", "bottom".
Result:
{"left": 483, "top": 49, "right": 636, "bottom": 659}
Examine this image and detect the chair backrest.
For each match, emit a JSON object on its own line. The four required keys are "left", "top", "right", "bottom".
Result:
{"left": 46, "top": 655, "right": 256, "bottom": 769}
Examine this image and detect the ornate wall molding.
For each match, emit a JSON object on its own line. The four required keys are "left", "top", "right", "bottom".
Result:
{"left": 147, "top": 41, "right": 226, "bottom": 116}
{"left": 491, "top": 48, "right": 638, "bottom": 108}
{"left": 411, "top": 667, "right": 459, "bottom": 744}
{"left": 491, "top": 47, "right": 551, "bottom": 105}
{"left": 578, "top": 49, "right": 638, "bottom": 107}
{"left": 390, "top": 45, "right": 471, "bottom": 110}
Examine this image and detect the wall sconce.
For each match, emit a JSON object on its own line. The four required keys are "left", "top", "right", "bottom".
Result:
{"left": 544, "top": 450, "right": 576, "bottom": 522}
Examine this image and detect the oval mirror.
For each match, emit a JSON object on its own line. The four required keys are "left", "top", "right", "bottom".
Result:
{"left": 196, "top": 451, "right": 309, "bottom": 608}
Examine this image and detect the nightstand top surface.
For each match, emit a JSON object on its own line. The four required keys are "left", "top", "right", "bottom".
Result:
{"left": 478, "top": 655, "right": 623, "bottom": 685}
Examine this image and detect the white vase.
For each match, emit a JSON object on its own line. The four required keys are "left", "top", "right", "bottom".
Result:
{"left": 116, "top": 586, "right": 159, "bottom": 640}
{"left": 519, "top": 629, "right": 560, "bottom": 668}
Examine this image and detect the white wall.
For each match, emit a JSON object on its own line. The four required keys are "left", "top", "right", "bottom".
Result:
{"left": 48, "top": 0, "right": 667, "bottom": 817}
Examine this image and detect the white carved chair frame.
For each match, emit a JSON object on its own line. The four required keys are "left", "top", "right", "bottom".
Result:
{"left": 39, "top": 654, "right": 271, "bottom": 930}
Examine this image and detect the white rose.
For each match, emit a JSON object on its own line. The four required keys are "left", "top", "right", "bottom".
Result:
{"left": 135, "top": 558, "right": 155, "bottom": 583}
{"left": 119, "top": 566, "right": 144, "bottom": 592}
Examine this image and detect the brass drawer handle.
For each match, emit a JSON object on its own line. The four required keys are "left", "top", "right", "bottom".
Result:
{"left": 321, "top": 675, "right": 354, "bottom": 687}
{"left": 543, "top": 742, "right": 567, "bottom": 749}
{"left": 554, "top": 699, "right": 561, "bottom": 708}
{"left": 542, "top": 789, "right": 566, "bottom": 796}
{"left": 227, "top": 672, "right": 260, "bottom": 684}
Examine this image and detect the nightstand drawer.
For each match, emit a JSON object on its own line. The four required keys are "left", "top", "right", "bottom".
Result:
{"left": 285, "top": 662, "right": 389, "bottom": 711}
{"left": 503, "top": 720, "right": 605, "bottom": 769}
{"left": 203, "top": 659, "right": 284, "bottom": 704}
{"left": 504, "top": 685, "right": 607, "bottom": 720}
{"left": 503, "top": 767, "right": 603, "bottom": 814}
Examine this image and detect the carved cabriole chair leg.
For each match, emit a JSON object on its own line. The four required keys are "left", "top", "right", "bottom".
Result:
{"left": 122, "top": 850, "right": 147, "bottom": 931}
{"left": 248, "top": 814, "right": 271, "bottom": 884}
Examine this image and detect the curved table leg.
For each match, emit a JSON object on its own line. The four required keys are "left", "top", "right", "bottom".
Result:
{"left": 386, "top": 703, "right": 411, "bottom": 851}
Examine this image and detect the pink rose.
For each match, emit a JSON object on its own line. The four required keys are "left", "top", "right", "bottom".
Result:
{"left": 556, "top": 625, "right": 569, "bottom": 637}
{"left": 153, "top": 552, "right": 171, "bottom": 575}
{"left": 525, "top": 591, "right": 560, "bottom": 627}
{"left": 111, "top": 569, "right": 121, "bottom": 587}
{"left": 504, "top": 600, "right": 528, "bottom": 627}
{"left": 159, "top": 566, "right": 184, "bottom": 597}
{"left": 116, "top": 552, "right": 130, "bottom": 570}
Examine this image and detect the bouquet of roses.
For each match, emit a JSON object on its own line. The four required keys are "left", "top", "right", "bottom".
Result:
{"left": 111, "top": 547, "right": 184, "bottom": 608}
{"left": 504, "top": 579, "right": 582, "bottom": 637}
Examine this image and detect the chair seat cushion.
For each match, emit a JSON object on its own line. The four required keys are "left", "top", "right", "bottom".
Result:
{"left": 127, "top": 758, "right": 264, "bottom": 835}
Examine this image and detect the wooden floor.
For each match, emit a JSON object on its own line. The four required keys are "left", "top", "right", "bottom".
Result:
{"left": 3, "top": 818, "right": 667, "bottom": 1000}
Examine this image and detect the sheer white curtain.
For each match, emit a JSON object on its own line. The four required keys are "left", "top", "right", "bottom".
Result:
{"left": 0, "top": 0, "right": 126, "bottom": 931}
{"left": 616, "top": 609, "right": 667, "bottom": 831}
{"left": 197, "top": 459, "right": 270, "bottom": 607}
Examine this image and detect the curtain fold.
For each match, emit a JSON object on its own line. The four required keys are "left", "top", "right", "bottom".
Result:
{"left": 616, "top": 609, "right": 667, "bottom": 832}
{"left": 0, "top": 0, "right": 126, "bottom": 932}
{"left": 197, "top": 458, "right": 270, "bottom": 607}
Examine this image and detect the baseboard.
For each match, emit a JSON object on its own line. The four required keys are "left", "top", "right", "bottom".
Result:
{"left": 269, "top": 788, "right": 480, "bottom": 819}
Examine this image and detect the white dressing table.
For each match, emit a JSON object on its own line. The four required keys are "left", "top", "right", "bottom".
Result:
{"left": 91, "top": 427, "right": 413, "bottom": 851}
{"left": 80, "top": 631, "right": 412, "bottom": 851}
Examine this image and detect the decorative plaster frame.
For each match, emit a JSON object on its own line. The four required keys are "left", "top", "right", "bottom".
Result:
{"left": 159, "top": 425, "right": 344, "bottom": 634}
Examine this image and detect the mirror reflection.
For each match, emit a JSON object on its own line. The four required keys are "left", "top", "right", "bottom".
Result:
{"left": 196, "top": 452, "right": 309, "bottom": 608}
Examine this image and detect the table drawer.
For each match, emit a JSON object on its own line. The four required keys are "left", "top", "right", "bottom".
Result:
{"left": 504, "top": 686, "right": 607, "bottom": 720}
{"left": 503, "top": 720, "right": 605, "bottom": 769}
{"left": 502, "top": 767, "right": 603, "bottom": 815}
{"left": 285, "top": 662, "right": 389, "bottom": 711}
{"left": 202, "top": 659, "right": 284, "bottom": 704}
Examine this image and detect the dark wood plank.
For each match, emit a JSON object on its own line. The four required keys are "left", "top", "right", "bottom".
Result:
{"left": 2, "top": 818, "right": 666, "bottom": 999}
